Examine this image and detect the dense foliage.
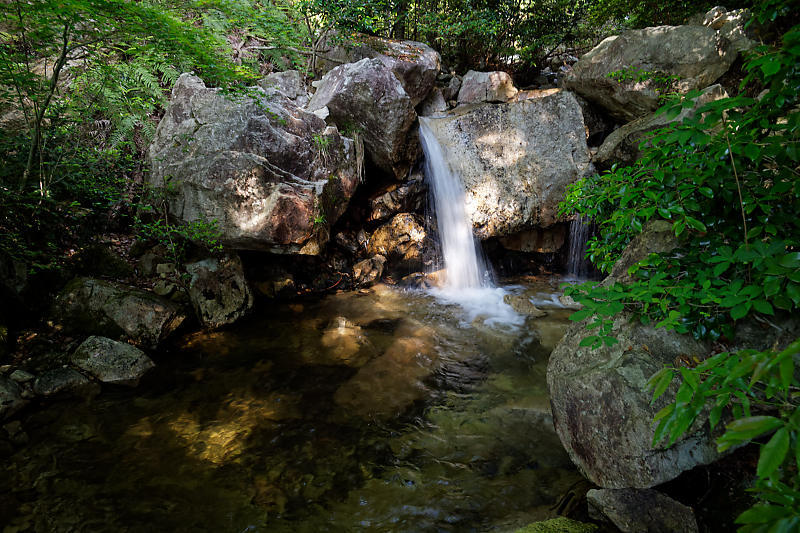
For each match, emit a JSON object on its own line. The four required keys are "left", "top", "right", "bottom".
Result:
{"left": 560, "top": 2, "right": 800, "bottom": 528}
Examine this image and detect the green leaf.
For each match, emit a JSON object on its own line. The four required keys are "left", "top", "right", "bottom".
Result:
{"left": 778, "top": 253, "right": 800, "bottom": 268}
{"left": 579, "top": 336, "right": 600, "bottom": 348}
{"left": 757, "top": 427, "right": 789, "bottom": 478}
{"left": 698, "top": 187, "right": 714, "bottom": 198}
{"left": 731, "top": 302, "right": 751, "bottom": 320}
{"left": 569, "top": 309, "right": 593, "bottom": 322}
{"left": 685, "top": 216, "right": 706, "bottom": 232}
{"left": 736, "top": 504, "right": 791, "bottom": 524}
{"left": 648, "top": 367, "right": 674, "bottom": 401}
{"left": 752, "top": 300, "right": 774, "bottom": 315}
{"left": 744, "top": 143, "right": 760, "bottom": 161}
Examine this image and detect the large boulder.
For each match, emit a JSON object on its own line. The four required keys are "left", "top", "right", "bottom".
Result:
{"left": 563, "top": 24, "right": 738, "bottom": 122}
{"left": 422, "top": 90, "right": 593, "bottom": 239}
{"left": 53, "top": 277, "right": 186, "bottom": 348}
{"left": 315, "top": 33, "right": 441, "bottom": 106}
{"left": 595, "top": 84, "right": 728, "bottom": 167}
{"left": 148, "top": 74, "right": 361, "bottom": 254}
{"left": 257, "top": 70, "right": 309, "bottom": 106}
{"left": 71, "top": 336, "right": 155, "bottom": 386}
{"left": 587, "top": 488, "right": 699, "bottom": 533}
{"left": 366, "top": 213, "right": 430, "bottom": 275}
{"left": 307, "top": 58, "right": 419, "bottom": 179}
{"left": 457, "top": 70, "right": 518, "bottom": 104}
{"left": 185, "top": 254, "right": 254, "bottom": 329}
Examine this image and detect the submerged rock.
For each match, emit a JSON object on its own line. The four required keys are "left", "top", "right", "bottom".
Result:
{"left": 457, "top": 70, "right": 518, "bottom": 104}
{"left": 307, "top": 58, "right": 419, "bottom": 179}
{"left": 185, "top": 254, "right": 254, "bottom": 329}
{"left": 54, "top": 277, "right": 186, "bottom": 348}
{"left": 423, "top": 90, "right": 593, "bottom": 239}
{"left": 563, "top": 24, "right": 738, "bottom": 122}
{"left": 587, "top": 488, "right": 699, "bottom": 533}
{"left": 71, "top": 336, "right": 155, "bottom": 386}
{"left": 148, "top": 74, "right": 361, "bottom": 253}
{"left": 318, "top": 316, "right": 378, "bottom": 366}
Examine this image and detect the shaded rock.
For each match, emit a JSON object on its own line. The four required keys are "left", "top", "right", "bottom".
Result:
{"left": 352, "top": 255, "right": 386, "bottom": 287}
{"left": 185, "top": 254, "right": 254, "bottom": 328}
{"left": 255, "top": 272, "right": 296, "bottom": 299}
{"left": 0, "top": 376, "right": 25, "bottom": 420}
{"left": 607, "top": 220, "right": 678, "bottom": 284}
{"left": 595, "top": 84, "right": 728, "bottom": 167}
{"left": 574, "top": 94, "right": 617, "bottom": 146}
{"left": 367, "top": 171, "right": 426, "bottom": 223}
{"left": 258, "top": 70, "right": 309, "bottom": 106}
{"left": 0, "top": 250, "right": 27, "bottom": 309}
{"left": 417, "top": 87, "right": 447, "bottom": 116}
{"left": 422, "top": 90, "right": 593, "bottom": 239}
{"left": 136, "top": 244, "right": 169, "bottom": 277}
{"left": 70, "top": 336, "right": 154, "bottom": 386}
{"left": 315, "top": 33, "right": 441, "bottom": 106}
{"left": 307, "top": 58, "right": 419, "bottom": 179}
{"left": 33, "top": 367, "right": 91, "bottom": 396}
{"left": 0, "top": 324, "right": 7, "bottom": 360}
{"left": 72, "top": 243, "right": 133, "bottom": 279}
{"left": 9, "top": 370, "right": 34, "bottom": 383}
{"left": 457, "top": 70, "right": 518, "bottom": 104}
{"left": 564, "top": 24, "right": 738, "bottom": 122}
{"left": 148, "top": 74, "right": 361, "bottom": 253}
{"left": 54, "top": 277, "right": 186, "bottom": 348}
{"left": 587, "top": 488, "right": 699, "bottom": 533}
{"left": 366, "top": 213, "right": 430, "bottom": 274}
{"left": 441, "top": 75, "right": 462, "bottom": 101}
{"left": 499, "top": 226, "right": 567, "bottom": 253}
{"left": 514, "top": 517, "right": 598, "bottom": 533}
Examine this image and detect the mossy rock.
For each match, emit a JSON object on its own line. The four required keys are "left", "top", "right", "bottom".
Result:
{"left": 514, "top": 517, "right": 598, "bottom": 533}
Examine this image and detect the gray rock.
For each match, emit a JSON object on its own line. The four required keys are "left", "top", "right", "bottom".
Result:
{"left": 417, "top": 87, "right": 447, "bottom": 116}
{"left": 307, "top": 58, "right": 419, "bottom": 179}
{"left": 258, "top": 70, "right": 309, "bottom": 106}
{"left": 53, "top": 277, "right": 186, "bottom": 348}
{"left": 499, "top": 226, "right": 567, "bottom": 253}
{"left": 564, "top": 24, "right": 738, "bottom": 122}
{"left": 315, "top": 33, "right": 441, "bottom": 106}
{"left": 352, "top": 255, "right": 386, "bottom": 287}
{"left": 33, "top": 367, "right": 91, "bottom": 396}
{"left": 366, "top": 213, "right": 430, "bottom": 274}
{"left": 185, "top": 254, "right": 254, "bottom": 328}
{"left": 441, "top": 75, "right": 462, "bottom": 101}
{"left": 422, "top": 90, "right": 593, "bottom": 239}
{"left": 457, "top": 70, "right": 518, "bottom": 104}
{"left": 148, "top": 74, "right": 361, "bottom": 254}
{"left": 595, "top": 84, "right": 728, "bottom": 166}
{"left": 587, "top": 488, "right": 699, "bottom": 533}
{"left": 9, "top": 370, "right": 34, "bottom": 383}
{"left": 71, "top": 336, "right": 155, "bottom": 386}
{"left": 0, "top": 376, "right": 25, "bottom": 420}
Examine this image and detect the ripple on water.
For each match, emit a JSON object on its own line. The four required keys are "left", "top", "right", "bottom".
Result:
{"left": 3, "top": 279, "right": 584, "bottom": 532}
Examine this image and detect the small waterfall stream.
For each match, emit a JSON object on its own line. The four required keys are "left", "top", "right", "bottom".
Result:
{"left": 419, "top": 117, "right": 522, "bottom": 327}
{"left": 566, "top": 215, "right": 592, "bottom": 278}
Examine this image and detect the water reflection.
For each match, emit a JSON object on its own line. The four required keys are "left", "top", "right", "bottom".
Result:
{"left": 2, "top": 277, "right": 583, "bottom": 532}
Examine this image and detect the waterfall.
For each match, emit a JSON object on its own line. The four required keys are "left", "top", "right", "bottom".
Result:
{"left": 566, "top": 215, "right": 591, "bottom": 278}
{"left": 418, "top": 117, "right": 522, "bottom": 327}
{"left": 419, "top": 118, "right": 489, "bottom": 289}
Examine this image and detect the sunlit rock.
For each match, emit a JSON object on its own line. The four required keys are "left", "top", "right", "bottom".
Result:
{"left": 352, "top": 255, "right": 386, "bottom": 288}
{"left": 563, "top": 24, "right": 739, "bottom": 122}
{"left": 457, "top": 70, "right": 518, "bottom": 104}
{"left": 366, "top": 213, "right": 431, "bottom": 275}
{"left": 307, "top": 58, "right": 419, "bottom": 179}
{"left": 423, "top": 91, "right": 593, "bottom": 239}
{"left": 148, "top": 74, "right": 361, "bottom": 253}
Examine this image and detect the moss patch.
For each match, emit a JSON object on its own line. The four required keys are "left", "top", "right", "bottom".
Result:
{"left": 514, "top": 517, "right": 598, "bottom": 533}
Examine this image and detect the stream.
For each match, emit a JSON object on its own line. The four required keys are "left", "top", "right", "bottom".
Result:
{"left": 1, "top": 277, "right": 584, "bottom": 532}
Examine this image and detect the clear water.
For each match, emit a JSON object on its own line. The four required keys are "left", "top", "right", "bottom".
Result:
{"left": 1, "top": 279, "right": 583, "bottom": 533}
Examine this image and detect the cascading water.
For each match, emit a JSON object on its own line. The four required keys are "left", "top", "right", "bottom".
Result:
{"left": 419, "top": 117, "right": 522, "bottom": 327}
{"left": 566, "top": 215, "right": 592, "bottom": 279}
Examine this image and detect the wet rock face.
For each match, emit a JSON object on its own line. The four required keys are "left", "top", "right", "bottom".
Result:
{"left": 352, "top": 255, "right": 386, "bottom": 287}
{"left": 457, "top": 70, "right": 518, "bottom": 104}
{"left": 71, "top": 336, "right": 155, "bottom": 386}
{"left": 587, "top": 488, "right": 699, "bottom": 533}
{"left": 315, "top": 33, "right": 441, "bottom": 106}
{"left": 307, "top": 58, "right": 419, "bottom": 179}
{"left": 563, "top": 24, "right": 738, "bottom": 122}
{"left": 185, "top": 254, "right": 254, "bottom": 329}
{"left": 366, "top": 213, "right": 431, "bottom": 275}
{"left": 423, "top": 91, "right": 593, "bottom": 239}
{"left": 366, "top": 171, "right": 427, "bottom": 223}
{"left": 53, "top": 277, "right": 186, "bottom": 349}
{"left": 148, "top": 74, "right": 361, "bottom": 254}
